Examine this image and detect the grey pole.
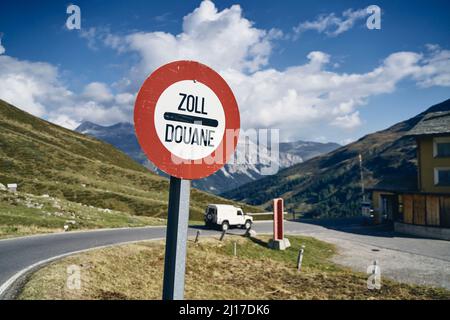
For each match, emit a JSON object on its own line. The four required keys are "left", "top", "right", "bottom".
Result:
{"left": 194, "top": 230, "right": 200, "bottom": 243}
{"left": 162, "top": 176, "right": 191, "bottom": 300}
{"left": 359, "top": 154, "right": 365, "bottom": 201}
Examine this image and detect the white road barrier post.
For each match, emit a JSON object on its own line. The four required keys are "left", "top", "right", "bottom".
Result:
{"left": 297, "top": 245, "right": 305, "bottom": 271}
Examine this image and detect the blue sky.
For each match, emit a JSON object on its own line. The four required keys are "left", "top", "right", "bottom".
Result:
{"left": 0, "top": 0, "right": 449, "bottom": 144}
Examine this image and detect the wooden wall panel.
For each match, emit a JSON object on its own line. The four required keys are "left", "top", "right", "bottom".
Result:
{"left": 403, "top": 195, "right": 413, "bottom": 224}
{"left": 413, "top": 194, "right": 426, "bottom": 225}
{"left": 426, "top": 196, "right": 440, "bottom": 226}
{"left": 440, "top": 197, "right": 450, "bottom": 228}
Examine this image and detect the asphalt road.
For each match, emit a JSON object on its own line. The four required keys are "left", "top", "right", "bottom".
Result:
{"left": 1, "top": 219, "right": 449, "bottom": 298}
{"left": 0, "top": 222, "right": 272, "bottom": 299}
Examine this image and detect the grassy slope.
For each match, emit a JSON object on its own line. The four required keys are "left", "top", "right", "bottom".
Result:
{"left": 0, "top": 190, "right": 165, "bottom": 238}
{"left": 223, "top": 99, "right": 450, "bottom": 217}
{"left": 19, "top": 235, "right": 449, "bottom": 300}
{"left": 0, "top": 99, "right": 259, "bottom": 227}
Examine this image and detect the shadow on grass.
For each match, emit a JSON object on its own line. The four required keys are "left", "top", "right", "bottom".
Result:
{"left": 247, "top": 235, "right": 269, "bottom": 249}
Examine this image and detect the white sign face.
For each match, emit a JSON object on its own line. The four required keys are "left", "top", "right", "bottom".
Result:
{"left": 154, "top": 80, "right": 226, "bottom": 160}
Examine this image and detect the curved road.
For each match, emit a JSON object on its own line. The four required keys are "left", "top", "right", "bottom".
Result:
{"left": 1, "top": 220, "right": 449, "bottom": 299}
{"left": 0, "top": 221, "right": 276, "bottom": 299}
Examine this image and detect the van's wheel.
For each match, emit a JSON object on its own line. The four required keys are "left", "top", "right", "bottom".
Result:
{"left": 221, "top": 221, "right": 229, "bottom": 232}
{"left": 244, "top": 220, "right": 252, "bottom": 230}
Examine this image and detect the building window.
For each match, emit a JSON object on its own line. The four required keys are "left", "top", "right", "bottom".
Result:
{"left": 434, "top": 168, "right": 450, "bottom": 186}
{"left": 433, "top": 137, "right": 450, "bottom": 158}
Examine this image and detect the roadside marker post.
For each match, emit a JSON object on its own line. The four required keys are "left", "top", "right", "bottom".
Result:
{"left": 268, "top": 198, "right": 291, "bottom": 250}
{"left": 274, "top": 198, "right": 284, "bottom": 241}
{"left": 194, "top": 230, "right": 200, "bottom": 243}
{"left": 297, "top": 245, "right": 305, "bottom": 271}
{"left": 220, "top": 230, "right": 226, "bottom": 241}
{"left": 134, "top": 60, "right": 240, "bottom": 300}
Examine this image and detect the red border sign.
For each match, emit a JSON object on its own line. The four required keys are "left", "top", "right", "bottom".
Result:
{"left": 134, "top": 60, "right": 240, "bottom": 180}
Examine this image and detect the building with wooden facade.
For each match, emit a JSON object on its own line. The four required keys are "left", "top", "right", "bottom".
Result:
{"left": 371, "top": 111, "right": 450, "bottom": 240}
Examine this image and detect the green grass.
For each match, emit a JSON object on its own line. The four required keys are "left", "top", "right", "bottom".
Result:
{"left": 216, "top": 235, "right": 339, "bottom": 271}
{"left": 0, "top": 190, "right": 165, "bottom": 238}
{"left": 18, "top": 235, "right": 450, "bottom": 300}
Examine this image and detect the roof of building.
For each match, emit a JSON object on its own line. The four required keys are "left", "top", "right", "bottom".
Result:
{"left": 407, "top": 111, "right": 450, "bottom": 136}
{"left": 208, "top": 204, "right": 240, "bottom": 209}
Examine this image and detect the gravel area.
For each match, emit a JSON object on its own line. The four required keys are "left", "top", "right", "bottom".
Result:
{"left": 302, "top": 228, "right": 450, "bottom": 290}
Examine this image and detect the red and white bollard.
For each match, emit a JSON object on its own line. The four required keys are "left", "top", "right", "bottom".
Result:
{"left": 268, "top": 198, "right": 291, "bottom": 250}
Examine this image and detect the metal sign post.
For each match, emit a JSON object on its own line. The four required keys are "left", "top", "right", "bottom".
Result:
{"left": 162, "top": 176, "right": 191, "bottom": 300}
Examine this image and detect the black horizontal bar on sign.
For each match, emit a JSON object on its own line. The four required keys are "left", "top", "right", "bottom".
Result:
{"left": 163, "top": 112, "right": 219, "bottom": 128}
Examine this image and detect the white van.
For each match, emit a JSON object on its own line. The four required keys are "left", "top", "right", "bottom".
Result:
{"left": 204, "top": 204, "right": 253, "bottom": 231}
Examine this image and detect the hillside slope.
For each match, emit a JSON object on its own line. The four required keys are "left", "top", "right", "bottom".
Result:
{"left": 223, "top": 99, "right": 450, "bottom": 218}
{"left": 0, "top": 99, "right": 257, "bottom": 221}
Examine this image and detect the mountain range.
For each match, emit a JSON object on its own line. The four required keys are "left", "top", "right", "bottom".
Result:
{"left": 76, "top": 122, "right": 340, "bottom": 194}
{"left": 222, "top": 99, "right": 450, "bottom": 218}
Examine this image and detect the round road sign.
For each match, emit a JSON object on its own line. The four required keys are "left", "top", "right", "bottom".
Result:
{"left": 134, "top": 60, "right": 240, "bottom": 180}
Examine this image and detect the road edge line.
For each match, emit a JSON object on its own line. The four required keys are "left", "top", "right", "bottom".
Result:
{"left": 0, "top": 237, "right": 165, "bottom": 300}
{"left": 0, "top": 225, "right": 167, "bottom": 243}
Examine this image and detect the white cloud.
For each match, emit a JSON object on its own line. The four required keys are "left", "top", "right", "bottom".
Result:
{"left": 104, "top": 0, "right": 280, "bottom": 86}
{"left": 82, "top": 82, "right": 114, "bottom": 103}
{"left": 332, "top": 112, "right": 362, "bottom": 129}
{"left": 78, "top": 1, "right": 449, "bottom": 141}
{"left": 414, "top": 45, "right": 450, "bottom": 87}
{"left": 217, "top": 50, "right": 444, "bottom": 140}
{"left": 49, "top": 114, "right": 80, "bottom": 129}
{"left": 0, "top": 55, "right": 68, "bottom": 117}
{"left": 49, "top": 101, "right": 128, "bottom": 128}
{"left": 1, "top": 0, "right": 450, "bottom": 143}
{"left": 294, "top": 7, "right": 369, "bottom": 37}
{"left": 0, "top": 55, "right": 129, "bottom": 129}
{"left": 79, "top": 27, "right": 98, "bottom": 50}
{"left": 115, "top": 92, "right": 135, "bottom": 106}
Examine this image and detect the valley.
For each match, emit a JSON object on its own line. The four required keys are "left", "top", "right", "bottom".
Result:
{"left": 75, "top": 122, "right": 340, "bottom": 194}
{"left": 0, "top": 99, "right": 258, "bottom": 237}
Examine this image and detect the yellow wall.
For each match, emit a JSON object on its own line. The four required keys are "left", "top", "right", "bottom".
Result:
{"left": 418, "top": 136, "right": 450, "bottom": 193}
{"left": 372, "top": 191, "right": 381, "bottom": 211}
